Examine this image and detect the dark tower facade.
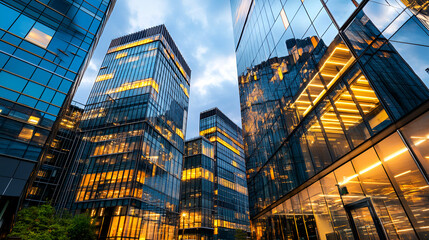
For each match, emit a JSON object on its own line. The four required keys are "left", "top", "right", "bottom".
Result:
{"left": 198, "top": 108, "right": 250, "bottom": 239}
{"left": 179, "top": 136, "right": 216, "bottom": 239}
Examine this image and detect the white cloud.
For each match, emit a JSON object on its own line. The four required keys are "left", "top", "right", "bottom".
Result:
{"left": 193, "top": 45, "right": 208, "bottom": 60}
{"left": 181, "top": 0, "right": 208, "bottom": 28}
{"left": 80, "top": 60, "right": 99, "bottom": 85}
{"left": 126, "top": 0, "right": 170, "bottom": 32}
{"left": 191, "top": 54, "right": 237, "bottom": 96}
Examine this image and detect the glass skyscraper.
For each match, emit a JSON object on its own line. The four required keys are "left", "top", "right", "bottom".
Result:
{"left": 0, "top": 0, "right": 115, "bottom": 235}
{"left": 230, "top": 0, "right": 429, "bottom": 239}
{"left": 63, "top": 25, "right": 191, "bottom": 239}
{"left": 179, "top": 136, "right": 216, "bottom": 239}
{"left": 196, "top": 108, "right": 250, "bottom": 239}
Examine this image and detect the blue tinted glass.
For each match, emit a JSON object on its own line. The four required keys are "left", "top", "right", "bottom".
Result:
{"left": 31, "top": 69, "right": 52, "bottom": 85}
{"left": 74, "top": 10, "right": 92, "bottom": 29}
{"left": 0, "top": 71, "right": 28, "bottom": 92}
{"left": 48, "top": 75, "right": 61, "bottom": 88}
{"left": 0, "top": 3, "right": 19, "bottom": 30}
{"left": 9, "top": 14, "right": 35, "bottom": 37}
{"left": 0, "top": 87, "right": 19, "bottom": 102}
{"left": 17, "top": 95, "right": 37, "bottom": 107}
{"left": 51, "top": 92, "right": 65, "bottom": 106}
{"left": 4, "top": 58, "right": 36, "bottom": 78}
{"left": 47, "top": 105, "right": 59, "bottom": 115}
{"left": 58, "top": 79, "right": 71, "bottom": 93}
{"left": 35, "top": 101, "right": 49, "bottom": 112}
{"left": 40, "top": 88, "right": 55, "bottom": 102}
{"left": 33, "top": 22, "right": 55, "bottom": 37}
{"left": 23, "top": 81, "right": 44, "bottom": 98}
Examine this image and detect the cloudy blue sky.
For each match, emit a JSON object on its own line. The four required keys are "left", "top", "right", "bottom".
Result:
{"left": 73, "top": 0, "right": 241, "bottom": 139}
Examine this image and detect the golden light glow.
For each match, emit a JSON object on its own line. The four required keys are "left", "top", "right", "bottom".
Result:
{"left": 218, "top": 177, "right": 247, "bottom": 195}
{"left": 28, "top": 116, "right": 40, "bottom": 125}
{"left": 213, "top": 219, "right": 248, "bottom": 231}
{"left": 209, "top": 136, "right": 241, "bottom": 156}
{"left": 176, "top": 128, "right": 184, "bottom": 139}
{"left": 108, "top": 37, "right": 157, "bottom": 54}
{"left": 358, "top": 161, "right": 382, "bottom": 175}
{"left": 115, "top": 52, "right": 128, "bottom": 59}
{"left": 394, "top": 170, "right": 412, "bottom": 178}
{"left": 76, "top": 169, "right": 145, "bottom": 201}
{"left": 200, "top": 127, "right": 244, "bottom": 149}
{"left": 18, "top": 127, "right": 33, "bottom": 140}
{"left": 105, "top": 78, "right": 159, "bottom": 95}
{"left": 181, "top": 167, "right": 213, "bottom": 182}
{"left": 96, "top": 73, "right": 114, "bottom": 82}
{"left": 180, "top": 84, "right": 189, "bottom": 98}
{"left": 293, "top": 44, "right": 355, "bottom": 118}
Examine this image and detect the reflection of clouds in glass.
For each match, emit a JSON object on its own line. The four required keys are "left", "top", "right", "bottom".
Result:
{"left": 363, "top": 1, "right": 403, "bottom": 33}
{"left": 383, "top": 10, "right": 412, "bottom": 37}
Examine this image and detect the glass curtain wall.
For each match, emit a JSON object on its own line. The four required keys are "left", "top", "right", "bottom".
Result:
{"left": 199, "top": 108, "right": 250, "bottom": 240}
{"left": 230, "top": 0, "right": 429, "bottom": 239}
{"left": 179, "top": 137, "right": 215, "bottom": 240}
{"left": 62, "top": 25, "right": 191, "bottom": 240}
{"left": 0, "top": 0, "right": 115, "bottom": 235}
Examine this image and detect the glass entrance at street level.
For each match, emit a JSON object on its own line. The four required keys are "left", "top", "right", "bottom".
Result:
{"left": 345, "top": 198, "right": 387, "bottom": 240}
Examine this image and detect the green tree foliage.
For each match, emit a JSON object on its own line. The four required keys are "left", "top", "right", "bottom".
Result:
{"left": 67, "top": 214, "right": 96, "bottom": 240}
{"left": 9, "top": 204, "right": 96, "bottom": 240}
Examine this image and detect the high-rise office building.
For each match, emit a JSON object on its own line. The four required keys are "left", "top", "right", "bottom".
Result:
{"left": 179, "top": 136, "right": 216, "bottom": 239}
{"left": 194, "top": 108, "right": 250, "bottom": 239}
{"left": 63, "top": 25, "right": 191, "bottom": 239}
{"left": 231, "top": 0, "right": 429, "bottom": 239}
{"left": 0, "top": 0, "right": 115, "bottom": 234}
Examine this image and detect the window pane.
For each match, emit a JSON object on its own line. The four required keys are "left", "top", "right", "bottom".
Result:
{"left": 352, "top": 148, "right": 417, "bottom": 239}
{"left": 400, "top": 111, "right": 429, "bottom": 174}
{"left": 25, "top": 23, "right": 54, "bottom": 48}
{"left": 375, "top": 133, "right": 429, "bottom": 239}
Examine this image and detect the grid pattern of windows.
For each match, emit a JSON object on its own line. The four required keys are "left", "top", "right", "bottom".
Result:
{"left": 0, "top": 0, "right": 115, "bottom": 236}
{"left": 199, "top": 108, "right": 250, "bottom": 239}
{"left": 231, "top": 0, "right": 429, "bottom": 239}
{"left": 179, "top": 137, "right": 216, "bottom": 240}
{"left": 63, "top": 25, "right": 190, "bottom": 240}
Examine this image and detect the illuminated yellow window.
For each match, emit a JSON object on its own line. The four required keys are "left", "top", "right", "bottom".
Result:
{"left": 25, "top": 23, "right": 54, "bottom": 48}
{"left": 180, "top": 84, "right": 189, "bottom": 98}
{"left": 18, "top": 127, "right": 33, "bottom": 140}
{"left": 96, "top": 73, "right": 114, "bottom": 82}
{"left": 105, "top": 78, "right": 159, "bottom": 94}
{"left": 115, "top": 52, "right": 128, "bottom": 59}
{"left": 176, "top": 128, "right": 184, "bottom": 139}
{"left": 28, "top": 116, "right": 40, "bottom": 125}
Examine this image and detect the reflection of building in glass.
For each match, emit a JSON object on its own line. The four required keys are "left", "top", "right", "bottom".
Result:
{"left": 25, "top": 102, "right": 84, "bottom": 207}
{"left": 231, "top": 0, "right": 429, "bottom": 239}
{"left": 0, "top": 0, "right": 115, "bottom": 235}
{"left": 179, "top": 137, "right": 216, "bottom": 239}
{"left": 61, "top": 25, "right": 191, "bottom": 239}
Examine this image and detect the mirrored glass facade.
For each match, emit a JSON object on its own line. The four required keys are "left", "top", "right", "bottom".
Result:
{"left": 62, "top": 25, "right": 191, "bottom": 240}
{"left": 179, "top": 137, "right": 216, "bottom": 240}
{"left": 0, "top": 0, "right": 115, "bottom": 235}
{"left": 230, "top": 0, "right": 429, "bottom": 239}
{"left": 194, "top": 108, "right": 250, "bottom": 239}
{"left": 24, "top": 101, "right": 84, "bottom": 207}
